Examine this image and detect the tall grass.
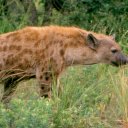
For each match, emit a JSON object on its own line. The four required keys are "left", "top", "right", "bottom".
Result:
{"left": 109, "top": 66, "right": 128, "bottom": 124}
{"left": 1, "top": 65, "right": 127, "bottom": 127}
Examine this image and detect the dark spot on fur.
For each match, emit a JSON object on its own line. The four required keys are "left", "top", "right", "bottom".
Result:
{"left": 34, "top": 41, "right": 40, "bottom": 47}
{"left": 3, "top": 46, "right": 7, "bottom": 51}
{"left": 5, "top": 58, "right": 13, "bottom": 65}
{"left": 42, "top": 67, "right": 44, "bottom": 72}
{"left": 45, "top": 76, "right": 49, "bottom": 81}
{"left": 23, "top": 58, "right": 29, "bottom": 66}
{"left": 40, "top": 75, "right": 43, "bottom": 79}
{"left": 9, "top": 45, "right": 16, "bottom": 50}
{"left": 50, "top": 74, "right": 52, "bottom": 77}
{"left": 6, "top": 54, "right": 14, "bottom": 65}
{"left": 44, "top": 72, "right": 51, "bottom": 81}
{"left": 18, "top": 63, "right": 23, "bottom": 68}
{"left": 22, "top": 49, "right": 33, "bottom": 54}
{"left": 64, "top": 43, "right": 68, "bottom": 49}
{"left": 41, "top": 86, "right": 44, "bottom": 90}
{"left": 16, "top": 46, "right": 22, "bottom": 51}
{"left": 82, "top": 52, "right": 86, "bottom": 56}
{"left": 60, "top": 49, "right": 64, "bottom": 56}
{"left": 35, "top": 49, "right": 43, "bottom": 55}
{"left": 8, "top": 54, "right": 13, "bottom": 58}
{"left": 18, "top": 52, "right": 24, "bottom": 57}
{"left": 46, "top": 44, "right": 49, "bottom": 49}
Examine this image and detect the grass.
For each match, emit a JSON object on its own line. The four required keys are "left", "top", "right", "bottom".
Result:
{"left": 0, "top": 9, "right": 128, "bottom": 127}
{"left": 0, "top": 65, "right": 128, "bottom": 127}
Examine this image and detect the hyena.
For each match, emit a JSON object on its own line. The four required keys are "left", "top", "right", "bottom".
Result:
{"left": 0, "top": 26, "right": 128, "bottom": 103}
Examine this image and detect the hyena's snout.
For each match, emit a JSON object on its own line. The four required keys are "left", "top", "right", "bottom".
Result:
{"left": 112, "top": 53, "right": 128, "bottom": 66}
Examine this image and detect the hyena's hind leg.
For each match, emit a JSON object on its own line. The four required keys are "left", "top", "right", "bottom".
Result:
{"left": 1, "top": 77, "right": 19, "bottom": 103}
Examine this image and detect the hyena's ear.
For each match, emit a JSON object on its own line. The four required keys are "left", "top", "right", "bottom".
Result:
{"left": 86, "top": 33, "right": 99, "bottom": 50}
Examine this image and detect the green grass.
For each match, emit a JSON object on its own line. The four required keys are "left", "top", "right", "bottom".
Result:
{"left": 0, "top": 65, "right": 128, "bottom": 128}
{"left": 0, "top": 10, "right": 128, "bottom": 128}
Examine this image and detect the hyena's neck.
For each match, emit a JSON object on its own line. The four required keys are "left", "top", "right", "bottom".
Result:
{"left": 63, "top": 47, "right": 100, "bottom": 66}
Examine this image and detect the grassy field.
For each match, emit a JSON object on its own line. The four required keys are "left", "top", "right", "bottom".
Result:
{"left": 0, "top": 9, "right": 128, "bottom": 128}
{"left": 0, "top": 65, "right": 128, "bottom": 128}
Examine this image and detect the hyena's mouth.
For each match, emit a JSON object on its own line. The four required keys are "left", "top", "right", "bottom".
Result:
{"left": 111, "top": 61, "right": 119, "bottom": 67}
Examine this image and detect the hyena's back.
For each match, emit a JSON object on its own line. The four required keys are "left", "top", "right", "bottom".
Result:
{"left": 0, "top": 26, "right": 85, "bottom": 73}
{"left": 0, "top": 26, "right": 76, "bottom": 69}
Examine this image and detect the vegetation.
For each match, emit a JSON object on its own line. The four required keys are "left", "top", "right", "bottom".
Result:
{"left": 0, "top": 0, "right": 128, "bottom": 127}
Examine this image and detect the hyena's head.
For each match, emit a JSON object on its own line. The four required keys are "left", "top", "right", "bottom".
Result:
{"left": 86, "top": 33, "right": 128, "bottom": 66}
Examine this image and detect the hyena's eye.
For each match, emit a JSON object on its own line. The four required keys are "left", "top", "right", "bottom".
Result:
{"left": 111, "top": 48, "right": 118, "bottom": 54}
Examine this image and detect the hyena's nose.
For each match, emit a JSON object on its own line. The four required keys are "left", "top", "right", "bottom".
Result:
{"left": 114, "top": 53, "right": 128, "bottom": 66}
{"left": 119, "top": 54, "right": 128, "bottom": 65}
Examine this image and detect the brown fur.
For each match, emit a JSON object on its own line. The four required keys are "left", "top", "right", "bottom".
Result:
{"left": 0, "top": 26, "right": 127, "bottom": 103}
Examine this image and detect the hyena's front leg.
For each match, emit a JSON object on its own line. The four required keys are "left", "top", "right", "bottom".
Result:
{"left": 36, "top": 68, "right": 53, "bottom": 98}
{"left": 38, "top": 77, "right": 52, "bottom": 98}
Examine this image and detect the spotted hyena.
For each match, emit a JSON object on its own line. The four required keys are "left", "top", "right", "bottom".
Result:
{"left": 0, "top": 26, "right": 128, "bottom": 103}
